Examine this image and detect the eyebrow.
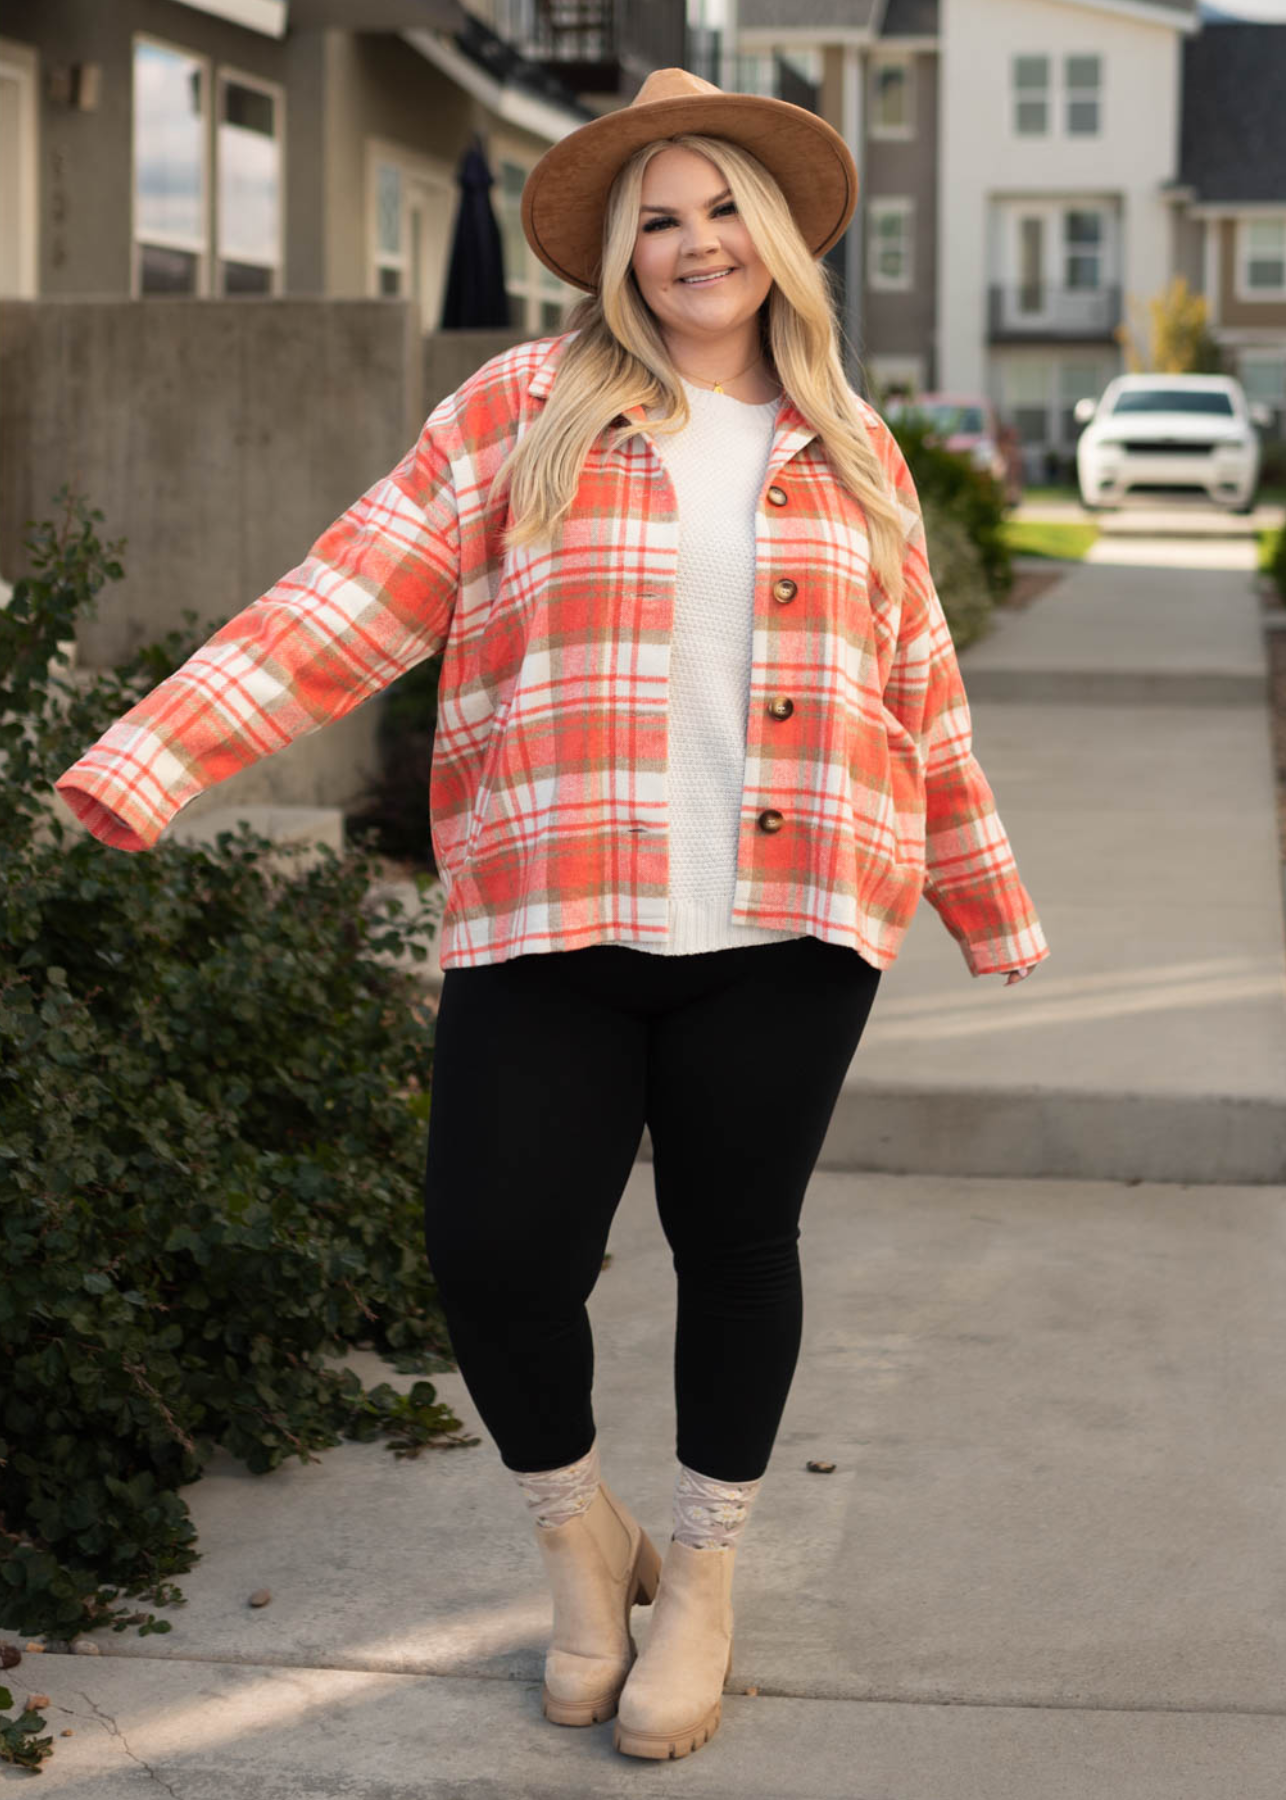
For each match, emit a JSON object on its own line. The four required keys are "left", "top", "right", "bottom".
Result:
{"left": 639, "top": 187, "right": 733, "bottom": 214}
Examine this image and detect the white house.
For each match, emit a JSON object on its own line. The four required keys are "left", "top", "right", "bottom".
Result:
{"left": 939, "top": 0, "right": 1198, "bottom": 478}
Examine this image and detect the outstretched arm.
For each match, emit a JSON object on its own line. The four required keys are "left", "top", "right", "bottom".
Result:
{"left": 54, "top": 403, "right": 462, "bottom": 852}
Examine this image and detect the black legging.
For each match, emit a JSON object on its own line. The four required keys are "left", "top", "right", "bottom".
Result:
{"left": 422, "top": 935, "right": 881, "bottom": 1484}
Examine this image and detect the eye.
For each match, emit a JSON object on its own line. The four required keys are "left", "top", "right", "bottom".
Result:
{"left": 713, "top": 201, "right": 737, "bottom": 217}
{"left": 642, "top": 215, "right": 676, "bottom": 233}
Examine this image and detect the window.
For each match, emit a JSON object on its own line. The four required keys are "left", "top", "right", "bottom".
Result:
{"left": 374, "top": 161, "right": 405, "bottom": 297}
{"left": 1064, "top": 211, "right": 1103, "bottom": 290}
{"left": 497, "top": 156, "right": 575, "bottom": 333}
{"left": 1244, "top": 219, "right": 1286, "bottom": 293}
{"left": 217, "top": 71, "right": 283, "bottom": 294}
{"left": 134, "top": 38, "right": 209, "bottom": 294}
{"left": 870, "top": 59, "right": 913, "bottom": 137}
{"left": 1240, "top": 354, "right": 1285, "bottom": 406}
{"left": 1013, "top": 56, "right": 1049, "bottom": 136}
{"left": 1065, "top": 54, "right": 1101, "bottom": 136}
{"left": 867, "top": 199, "right": 913, "bottom": 290}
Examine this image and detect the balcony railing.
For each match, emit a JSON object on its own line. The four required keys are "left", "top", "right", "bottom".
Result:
{"left": 988, "top": 283, "right": 1122, "bottom": 341}
{"left": 493, "top": 0, "right": 686, "bottom": 95}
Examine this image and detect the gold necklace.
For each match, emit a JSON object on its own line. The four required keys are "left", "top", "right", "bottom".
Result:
{"left": 675, "top": 350, "right": 764, "bottom": 396}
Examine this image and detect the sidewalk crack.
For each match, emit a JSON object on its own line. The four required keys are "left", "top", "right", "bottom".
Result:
{"left": 79, "top": 1690, "right": 183, "bottom": 1799}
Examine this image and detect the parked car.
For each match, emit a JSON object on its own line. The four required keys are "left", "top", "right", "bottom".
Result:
{"left": 882, "top": 393, "right": 1025, "bottom": 505}
{"left": 1073, "top": 373, "right": 1272, "bottom": 513}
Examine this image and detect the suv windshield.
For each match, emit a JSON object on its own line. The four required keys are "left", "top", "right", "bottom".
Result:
{"left": 888, "top": 402, "right": 987, "bottom": 435}
{"left": 1109, "top": 389, "right": 1234, "bottom": 416}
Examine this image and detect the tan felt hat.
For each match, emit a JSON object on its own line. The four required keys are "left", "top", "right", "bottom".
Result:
{"left": 520, "top": 66, "right": 859, "bottom": 294}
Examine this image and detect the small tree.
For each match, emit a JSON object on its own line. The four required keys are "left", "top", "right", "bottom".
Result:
{"left": 1115, "top": 275, "right": 1225, "bottom": 375}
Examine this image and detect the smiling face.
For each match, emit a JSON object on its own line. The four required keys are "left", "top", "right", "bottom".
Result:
{"left": 629, "top": 145, "right": 774, "bottom": 353}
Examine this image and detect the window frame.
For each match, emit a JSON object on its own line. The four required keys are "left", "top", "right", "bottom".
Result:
{"left": 214, "top": 62, "right": 286, "bottom": 296}
{"left": 868, "top": 55, "right": 914, "bottom": 141}
{"left": 1236, "top": 217, "right": 1286, "bottom": 301}
{"left": 1064, "top": 52, "right": 1102, "bottom": 137}
{"left": 1011, "top": 53, "right": 1050, "bottom": 138}
{"left": 867, "top": 197, "right": 914, "bottom": 293}
{"left": 495, "top": 150, "right": 576, "bottom": 334}
{"left": 131, "top": 31, "right": 212, "bottom": 297}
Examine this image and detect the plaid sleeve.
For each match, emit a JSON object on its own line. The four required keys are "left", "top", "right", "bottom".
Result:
{"left": 871, "top": 412, "right": 1050, "bottom": 978}
{"left": 53, "top": 404, "right": 462, "bottom": 853}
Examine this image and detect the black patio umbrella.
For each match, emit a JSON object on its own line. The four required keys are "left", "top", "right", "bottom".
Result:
{"left": 440, "top": 138, "right": 511, "bottom": 329}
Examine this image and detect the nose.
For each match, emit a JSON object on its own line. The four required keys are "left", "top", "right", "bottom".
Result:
{"left": 679, "top": 216, "right": 721, "bottom": 259}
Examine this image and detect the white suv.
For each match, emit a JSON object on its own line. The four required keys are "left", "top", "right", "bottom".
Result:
{"left": 1074, "top": 374, "right": 1270, "bottom": 513}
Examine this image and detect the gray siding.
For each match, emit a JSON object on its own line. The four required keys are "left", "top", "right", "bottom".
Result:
{"left": 862, "top": 48, "right": 938, "bottom": 385}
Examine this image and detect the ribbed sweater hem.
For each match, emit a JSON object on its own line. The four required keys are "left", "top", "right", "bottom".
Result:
{"left": 625, "top": 899, "right": 810, "bottom": 957}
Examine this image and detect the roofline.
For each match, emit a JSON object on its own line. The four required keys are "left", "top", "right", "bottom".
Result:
{"left": 400, "top": 27, "right": 587, "bottom": 143}
{"left": 1044, "top": 0, "right": 1200, "bottom": 33}
{"left": 1184, "top": 201, "right": 1286, "bottom": 217}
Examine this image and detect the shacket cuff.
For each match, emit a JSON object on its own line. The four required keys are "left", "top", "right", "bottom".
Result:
{"left": 959, "top": 920, "right": 1052, "bottom": 978}
{"left": 53, "top": 760, "right": 178, "bottom": 852}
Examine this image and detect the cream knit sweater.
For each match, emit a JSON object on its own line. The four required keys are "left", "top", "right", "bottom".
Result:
{"left": 622, "top": 379, "right": 810, "bottom": 958}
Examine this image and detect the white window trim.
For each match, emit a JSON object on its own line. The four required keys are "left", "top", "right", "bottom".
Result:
{"left": 868, "top": 55, "right": 914, "bottom": 141}
{"left": 214, "top": 63, "right": 286, "bottom": 295}
{"left": 363, "top": 137, "right": 455, "bottom": 313}
{"left": 1064, "top": 52, "right": 1103, "bottom": 138}
{"left": 494, "top": 146, "right": 577, "bottom": 333}
{"left": 131, "top": 32, "right": 212, "bottom": 297}
{"left": 1238, "top": 348, "right": 1286, "bottom": 408}
{"left": 1234, "top": 216, "right": 1286, "bottom": 303}
{"left": 867, "top": 197, "right": 914, "bottom": 293}
{"left": 1010, "top": 52, "right": 1051, "bottom": 139}
{"left": 1008, "top": 51, "right": 1103, "bottom": 142}
{"left": 0, "top": 38, "right": 39, "bottom": 297}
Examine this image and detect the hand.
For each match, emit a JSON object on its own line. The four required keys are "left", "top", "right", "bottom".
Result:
{"left": 1003, "top": 965, "right": 1035, "bottom": 986}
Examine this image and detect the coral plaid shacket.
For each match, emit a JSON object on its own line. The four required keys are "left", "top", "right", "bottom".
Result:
{"left": 53, "top": 330, "right": 1050, "bottom": 979}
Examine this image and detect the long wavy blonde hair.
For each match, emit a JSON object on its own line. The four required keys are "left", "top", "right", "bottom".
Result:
{"left": 490, "top": 132, "right": 906, "bottom": 608}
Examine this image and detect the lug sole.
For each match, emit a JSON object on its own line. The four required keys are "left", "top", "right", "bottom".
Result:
{"left": 612, "top": 1639, "right": 734, "bottom": 1758}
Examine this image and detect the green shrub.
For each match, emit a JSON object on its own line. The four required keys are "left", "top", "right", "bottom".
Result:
{"left": 1, "top": 489, "right": 474, "bottom": 1653}
{"left": 347, "top": 653, "right": 442, "bottom": 872}
{"left": 1270, "top": 522, "right": 1286, "bottom": 600}
{"left": 919, "top": 495, "right": 994, "bottom": 650}
{"left": 890, "top": 416, "right": 1014, "bottom": 603}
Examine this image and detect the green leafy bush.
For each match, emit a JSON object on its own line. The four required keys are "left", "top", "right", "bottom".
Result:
{"left": 1270, "top": 521, "right": 1286, "bottom": 600}
{"left": 919, "top": 495, "right": 994, "bottom": 650}
{"left": 1, "top": 490, "right": 473, "bottom": 1652}
{"left": 891, "top": 415, "right": 1015, "bottom": 603}
{"left": 347, "top": 652, "right": 443, "bottom": 872}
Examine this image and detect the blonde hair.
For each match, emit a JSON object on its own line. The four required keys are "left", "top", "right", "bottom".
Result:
{"left": 490, "top": 133, "right": 907, "bottom": 608}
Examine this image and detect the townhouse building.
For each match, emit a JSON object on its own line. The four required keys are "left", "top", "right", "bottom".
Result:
{"left": 939, "top": 0, "right": 1196, "bottom": 482}
{"left": 719, "top": 0, "right": 1284, "bottom": 483}
{"left": 1169, "top": 19, "right": 1286, "bottom": 443}
{"left": 0, "top": 0, "right": 683, "bottom": 333}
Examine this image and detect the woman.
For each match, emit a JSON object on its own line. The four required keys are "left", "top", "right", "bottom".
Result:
{"left": 55, "top": 68, "right": 1048, "bottom": 1763}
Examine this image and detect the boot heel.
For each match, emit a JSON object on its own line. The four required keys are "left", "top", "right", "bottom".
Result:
{"left": 630, "top": 1528, "right": 663, "bottom": 1607}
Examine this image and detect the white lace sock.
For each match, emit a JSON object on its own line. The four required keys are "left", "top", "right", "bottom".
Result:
{"left": 672, "top": 1460, "right": 764, "bottom": 1551}
{"left": 510, "top": 1436, "right": 601, "bottom": 1529}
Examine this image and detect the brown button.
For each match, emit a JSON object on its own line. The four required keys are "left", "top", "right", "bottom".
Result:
{"left": 767, "top": 696, "right": 794, "bottom": 720}
{"left": 766, "top": 485, "right": 788, "bottom": 506}
{"left": 757, "top": 808, "right": 785, "bottom": 833}
{"left": 772, "top": 577, "right": 797, "bottom": 604}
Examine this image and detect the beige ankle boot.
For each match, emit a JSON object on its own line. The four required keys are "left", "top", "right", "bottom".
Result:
{"left": 532, "top": 1479, "right": 663, "bottom": 1725}
{"left": 612, "top": 1536, "right": 736, "bottom": 1759}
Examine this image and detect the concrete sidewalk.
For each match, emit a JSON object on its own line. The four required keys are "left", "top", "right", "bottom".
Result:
{"left": 813, "top": 553, "right": 1286, "bottom": 1187}
{"left": 10, "top": 541, "right": 1286, "bottom": 1797}
{"left": 11, "top": 1164, "right": 1286, "bottom": 1796}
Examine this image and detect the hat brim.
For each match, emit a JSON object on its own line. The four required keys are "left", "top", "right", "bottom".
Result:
{"left": 520, "top": 92, "right": 859, "bottom": 294}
